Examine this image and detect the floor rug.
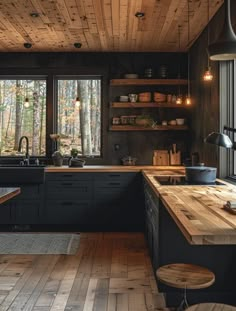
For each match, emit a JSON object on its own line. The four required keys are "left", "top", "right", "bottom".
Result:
{"left": 0, "top": 233, "right": 80, "bottom": 255}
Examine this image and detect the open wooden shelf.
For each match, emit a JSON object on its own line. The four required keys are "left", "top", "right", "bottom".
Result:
{"left": 109, "top": 125, "right": 188, "bottom": 131}
{"left": 110, "top": 79, "right": 188, "bottom": 86}
{"left": 111, "top": 102, "right": 189, "bottom": 108}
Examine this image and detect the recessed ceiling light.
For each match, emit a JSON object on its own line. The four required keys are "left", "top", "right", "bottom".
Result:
{"left": 24, "top": 43, "right": 32, "bottom": 49}
{"left": 30, "top": 12, "right": 40, "bottom": 18}
{"left": 74, "top": 42, "right": 82, "bottom": 48}
{"left": 135, "top": 12, "right": 145, "bottom": 18}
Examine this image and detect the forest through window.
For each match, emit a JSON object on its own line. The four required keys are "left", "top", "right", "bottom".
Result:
{"left": 57, "top": 79, "right": 101, "bottom": 157}
{"left": 0, "top": 79, "right": 46, "bottom": 156}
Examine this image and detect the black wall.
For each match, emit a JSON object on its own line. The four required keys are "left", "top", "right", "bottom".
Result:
{"left": 0, "top": 52, "right": 190, "bottom": 165}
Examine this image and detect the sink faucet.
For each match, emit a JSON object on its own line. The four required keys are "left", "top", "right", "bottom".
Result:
{"left": 18, "top": 136, "right": 30, "bottom": 165}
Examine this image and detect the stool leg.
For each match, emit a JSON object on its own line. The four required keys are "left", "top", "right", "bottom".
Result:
{"left": 177, "top": 285, "right": 189, "bottom": 311}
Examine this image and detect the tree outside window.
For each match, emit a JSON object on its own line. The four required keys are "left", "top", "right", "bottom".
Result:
{"left": 57, "top": 79, "right": 101, "bottom": 157}
{"left": 0, "top": 79, "right": 46, "bottom": 156}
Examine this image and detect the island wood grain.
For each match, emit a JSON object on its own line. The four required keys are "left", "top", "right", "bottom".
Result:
{"left": 0, "top": 233, "right": 166, "bottom": 311}
{"left": 143, "top": 171, "right": 236, "bottom": 245}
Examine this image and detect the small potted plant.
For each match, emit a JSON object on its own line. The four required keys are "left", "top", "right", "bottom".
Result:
{"left": 70, "top": 148, "right": 79, "bottom": 158}
{"left": 135, "top": 115, "right": 154, "bottom": 127}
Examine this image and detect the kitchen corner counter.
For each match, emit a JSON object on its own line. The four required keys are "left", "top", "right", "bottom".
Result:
{"left": 45, "top": 165, "right": 185, "bottom": 173}
{"left": 0, "top": 188, "right": 21, "bottom": 204}
{"left": 143, "top": 171, "right": 236, "bottom": 245}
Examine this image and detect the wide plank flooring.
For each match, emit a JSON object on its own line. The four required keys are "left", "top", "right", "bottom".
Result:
{"left": 0, "top": 232, "right": 166, "bottom": 311}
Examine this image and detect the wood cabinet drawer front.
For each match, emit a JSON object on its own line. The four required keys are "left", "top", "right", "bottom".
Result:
{"left": 46, "top": 181, "right": 92, "bottom": 198}
{"left": 46, "top": 173, "right": 93, "bottom": 181}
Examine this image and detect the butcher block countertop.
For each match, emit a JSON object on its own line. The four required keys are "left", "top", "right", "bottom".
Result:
{"left": 0, "top": 188, "right": 20, "bottom": 204}
{"left": 143, "top": 170, "right": 236, "bottom": 245}
{"left": 45, "top": 165, "right": 184, "bottom": 173}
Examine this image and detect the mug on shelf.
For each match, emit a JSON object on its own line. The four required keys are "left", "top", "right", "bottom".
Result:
{"left": 128, "top": 94, "right": 138, "bottom": 102}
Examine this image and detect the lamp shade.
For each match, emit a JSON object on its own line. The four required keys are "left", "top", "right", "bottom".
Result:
{"left": 204, "top": 131, "right": 233, "bottom": 148}
{"left": 208, "top": 0, "right": 236, "bottom": 61}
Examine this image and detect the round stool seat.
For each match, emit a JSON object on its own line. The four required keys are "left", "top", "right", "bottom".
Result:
{"left": 186, "top": 303, "right": 236, "bottom": 311}
{"left": 156, "top": 263, "right": 215, "bottom": 289}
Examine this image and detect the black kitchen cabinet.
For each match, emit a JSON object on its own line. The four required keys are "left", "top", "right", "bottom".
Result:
{"left": 44, "top": 172, "right": 93, "bottom": 225}
{"left": 93, "top": 172, "right": 144, "bottom": 230}
{"left": 0, "top": 184, "right": 44, "bottom": 225}
{"left": 44, "top": 172, "right": 144, "bottom": 230}
{"left": 144, "top": 180, "right": 160, "bottom": 271}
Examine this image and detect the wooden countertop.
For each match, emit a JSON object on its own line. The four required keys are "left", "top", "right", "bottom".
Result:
{"left": 143, "top": 171, "right": 236, "bottom": 245}
{"left": 0, "top": 188, "right": 20, "bottom": 204}
{"left": 45, "top": 165, "right": 185, "bottom": 173}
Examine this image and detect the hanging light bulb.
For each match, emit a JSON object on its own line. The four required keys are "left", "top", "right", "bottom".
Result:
{"left": 203, "top": 68, "right": 213, "bottom": 81}
{"left": 203, "top": 0, "right": 213, "bottom": 82}
{"left": 176, "top": 96, "right": 182, "bottom": 105}
{"left": 24, "top": 97, "right": 30, "bottom": 108}
{"left": 75, "top": 96, "right": 80, "bottom": 108}
{"left": 185, "top": 96, "right": 191, "bottom": 105}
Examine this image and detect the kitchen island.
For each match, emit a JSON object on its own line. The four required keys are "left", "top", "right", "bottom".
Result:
{"left": 143, "top": 170, "right": 236, "bottom": 245}
{"left": 142, "top": 169, "right": 236, "bottom": 305}
{"left": 0, "top": 187, "right": 20, "bottom": 204}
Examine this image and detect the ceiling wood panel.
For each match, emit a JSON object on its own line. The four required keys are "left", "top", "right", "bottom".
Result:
{"left": 0, "top": 0, "right": 223, "bottom": 52}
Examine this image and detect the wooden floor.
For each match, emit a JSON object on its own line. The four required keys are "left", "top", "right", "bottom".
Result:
{"left": 0, "top": 232, "right": 166, "bottom": 311}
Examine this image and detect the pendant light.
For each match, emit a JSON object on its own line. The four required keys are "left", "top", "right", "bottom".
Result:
{"left": 75, "top": 96, "right": 80, "bottom": 108}
{"left": 203, "top": 0, "right": 213, "bottom": 81}
{"left": 186, "top": 0, "right": 191, "bottom": 105}
{"left": 176, "top": 26, "right": 182, "bottom": 105}
{"left": 24, "top": 81, "right": 30, "bottom": 108}
{"left": 208, "top": 0, "right": 236, "bottom": 61}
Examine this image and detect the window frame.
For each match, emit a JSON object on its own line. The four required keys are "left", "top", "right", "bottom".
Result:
{"left": 219, "top": 60, "right": 236, "bottom": 179}
{"left": 0, "top": 75, "right": 48, "bottom": 158}
{"left": 0, "top": 67, "right": 108, "bottom": 164}
{"left": 54, "top": 75, "right": 103, "bottom": 158}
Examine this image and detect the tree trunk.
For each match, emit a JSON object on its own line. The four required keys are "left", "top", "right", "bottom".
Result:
{"left": 14, "top": 81, "right": 22, "bottom": 150}
{"left": 32, "top": 81, "right": 40, "bottom": 155}
{"left": 78, "top": 80, "right": 92, "bottom": 155}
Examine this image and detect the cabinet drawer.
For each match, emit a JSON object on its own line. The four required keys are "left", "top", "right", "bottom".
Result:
{"left": 46, "top": 173, "right": 93, "bottom": 181}
{"left": 46, "top": 181, "right": 92, "bottom": 199}
{"left": 93, "top": 172, "right": 137, "bottom": 182}
{"left": 45, "top": 200, "right": 92, "bottom": 224}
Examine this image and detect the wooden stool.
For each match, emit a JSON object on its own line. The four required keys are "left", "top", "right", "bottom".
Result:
{"left": 156, "top": 263, "right": 215, "bottom": 310}
{"left": 186, "top": 303, "right": 236, "bottom": 311}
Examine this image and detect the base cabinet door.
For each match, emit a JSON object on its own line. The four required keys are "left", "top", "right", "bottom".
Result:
{"left": 0, "top": 202, "right": 13, "bottom": 224}
{"left": 14, "top": 200, "right": 40, "bottom": 224}
{"left": 0, "top": 184, "right": 43, "bottom": 225}
{"left": 45, "top": 200, "right": 92, "bottom": 224}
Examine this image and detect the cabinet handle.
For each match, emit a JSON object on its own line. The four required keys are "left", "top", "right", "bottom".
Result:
{"left": 61, "top": 183, "right": 73, "bottom": 186}
{"left": 109, "top": 174, "right": 121, "bottom": 177}
{"left": 108, "top": 182, "right": 121, "bottom": 186}
{"left": 62, "top": 174, "right": 73, "bottom": 178}
{"left": 61, "top": 202, "right": 73, "bottom": 206}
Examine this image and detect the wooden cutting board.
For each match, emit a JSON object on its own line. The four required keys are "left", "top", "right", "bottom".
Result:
{"left": 153, "top": 150, "right": 169, "bottom": 166}
{"left": 170, "top": 144, "right": 181, "bottom": 165}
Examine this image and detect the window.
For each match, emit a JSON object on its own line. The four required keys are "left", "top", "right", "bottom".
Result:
{"left": 56, "top": 78, "right": 101, "bottom": 157}
{"left": 0, "top": 78, "right": 46, "bottom": 157}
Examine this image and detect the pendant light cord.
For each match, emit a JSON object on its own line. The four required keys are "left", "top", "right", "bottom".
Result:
{"left": 187, "top": 0, "right": 190, "bottom": 97}
{"left": 178, "top": 25, "right": 181, "bottom": 96}
{"left": 207, "top": 0, "right": 210, "bottom": 67}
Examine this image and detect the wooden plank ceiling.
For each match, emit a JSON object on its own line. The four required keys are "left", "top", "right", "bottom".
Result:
{"left": 0, "top": 0, "right": 223, "bottom": 52}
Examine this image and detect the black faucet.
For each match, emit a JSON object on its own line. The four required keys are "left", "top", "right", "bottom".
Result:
{"left": 18, "top": 136, "right": 30, "bottom": 165}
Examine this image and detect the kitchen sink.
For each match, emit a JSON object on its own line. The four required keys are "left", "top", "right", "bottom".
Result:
{"left": 0, "top": 165, "right": 45, "bottom": 184}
